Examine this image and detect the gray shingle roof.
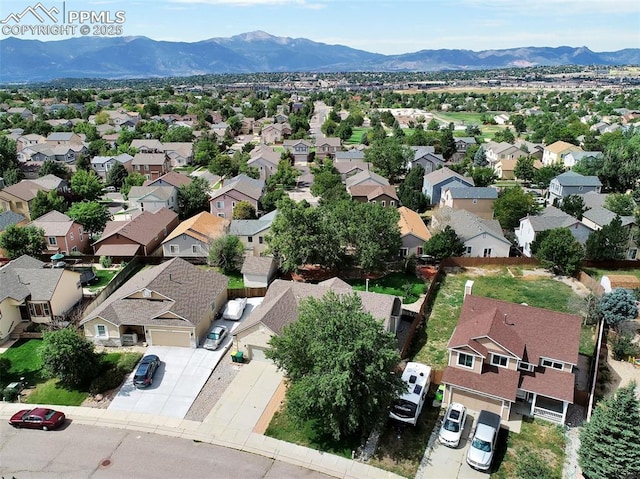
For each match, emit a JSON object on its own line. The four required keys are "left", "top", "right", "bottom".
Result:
{"left": 0, "top": 211, "right": 26, "bottom": 231}
{"left": 230, "top": 210, "right": 277, "bottom": 236}
{"left": 29, "top": 210, "right": 74, "bottom": 236}
{"left": 440, "top": 207, "right": 508, "bottom": 243}
{"left": 0, "top": 255, "right": 63, "bottom": 303}
{"left": 446, "top": 187, "right": 498, "bottom": 200}
{"left": 210, "top": 174, "right": 265, "bottom": 202}
{"left": 345, "top": 170, "right": 389, "bottom": 188}
{"left": 241, "top": 256, "right": 276, "bottom": 276}
{"left": 80, "top": 257, "right": 228, "bottom": 327}
{"left": 554, "top": 171, "right": 602, "bottom": 187}
{"left": 527, "top": 205, "right": 580, "bottom": 231}
{"left": 582, "top": 206, "right": 634, "bottom": 228}
{"left": 423, "top": 167, "right": 474, "bottom": 187}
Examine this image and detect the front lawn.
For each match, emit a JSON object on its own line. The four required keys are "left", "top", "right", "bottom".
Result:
{"left": 412, "top": 268, "right": 583, "bottom": 369}
{"left": 1, "top": 339, "right": 43, "bottom": 386}
{"left": 344, "top": 127, "right": 369, "bottom": 145}
{"left": 491, "top": 418, "right": 565, "bottom": 479}
{"left": 348, "top": 272, "right": 427, "bottom": 304}
{"left": 26, "top": 379, "right": 88, "bottom": 406}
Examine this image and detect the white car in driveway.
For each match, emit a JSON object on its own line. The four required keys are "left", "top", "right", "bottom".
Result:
{"left": 222, "top": 298, "right": 247, "bottom": 320}
{"left": 203, "top": 325, "right": 228, "bottom": 350}
{"left": 438, "top": 402, "right": 467, "bottom": 448}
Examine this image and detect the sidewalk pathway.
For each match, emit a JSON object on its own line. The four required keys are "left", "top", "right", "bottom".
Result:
{"left": 0, "top": 360, "right": 403, "bottom": 479}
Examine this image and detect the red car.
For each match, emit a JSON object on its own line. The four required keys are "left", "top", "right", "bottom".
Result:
{"left": 9, "top": 408, "right": 66, "bottom": 430}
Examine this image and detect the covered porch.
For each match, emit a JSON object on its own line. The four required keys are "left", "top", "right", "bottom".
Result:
{"left": 514, "top": 389, "right": 569, "bottom": 424}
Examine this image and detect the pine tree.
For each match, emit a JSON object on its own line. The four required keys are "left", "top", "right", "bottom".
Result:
{"left": 578, "top": 382, "right": 640, "bottom": 479}
{"left": 473, "top": 146, "right": 488, "bottom": 167}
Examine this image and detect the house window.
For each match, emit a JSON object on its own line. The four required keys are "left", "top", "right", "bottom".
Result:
{"left": 169, "top": 245, "right": 179, "bottom": 254}
{"left": 217, "top": 213, "right": 225, "bottom": 218}
{"left": 483, "top": 248, "right": 492, "bottom": 257}
{"left": 400, "top": 247, "right": 408, "bottom": 257}
{"left": 629, "top": 248, "right": 638, "bottom": 260}
{"left": 28, "top": 302, "right": 51, "bottom": 318}
{"left": 490, "top": 354, "right": 509, "bottom": 368}
{"left": 192, "top": 245, "right": 198, "bottom": 254}
{"left": 390, "top": 200, "right": 395, "bottom": 207}
{"left": 247, "top": 236, "right": 253, "bottom": 243}
{"left": 72, "top": 246, "right": 78, "bottom": 252}
{"left": 232, "top": 201, "right": 236, "bottom": 208}
{"left": 465, "top": 246, "right": 472, "bottom": 255}
{"left": 216, "top": 201, "right": 224, "bottom": 209}
{"left": 457, "top": 353, "right": 474, "bottom": 368}
{"left": 381, "top": 200, "right": 386, "bottom": 207}
{"left": 258, "top": 236, "right": 263, "bottom": 244}
{"left": 417, "top": 246, "right": 423, "bottom": 255}
{"left": 518, "top": 361, "right": 535, "bottom": 372}
{"left": 48, "top": 237, "right": 57, "bottom": 246}
{"left": 70, "top": 232, "right": 74, "bottom": 241}
{"left": 541, "top": 359, "right": 564, "bottom": 370}
{"left": 95, "top": 324, "right": 108, "bottom": 338}
{"left": 473, "top": 198, "right": 478, "bottom": 204}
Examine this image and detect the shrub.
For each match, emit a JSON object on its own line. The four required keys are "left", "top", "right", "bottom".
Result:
{"left": 89, "top": 366, "right": 125, "bottom": 394}
{"left": 99, "top": 256, "right": 112, "bottom": 268}
{"left": 117, "top": 352, "right": 143, "bottom": 372}
{"left": 610, "top": 333, "right": 640, "bottom": 361}
{"left": 0, "top": 356, "right": 11, "bottom": 378}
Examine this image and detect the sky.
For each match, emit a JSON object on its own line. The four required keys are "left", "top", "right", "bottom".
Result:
{"left": 1, "top": 0, "right": 639, "bottom": 54}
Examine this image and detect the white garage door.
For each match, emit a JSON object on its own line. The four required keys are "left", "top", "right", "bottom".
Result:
{"left": 147, "top": 329, "right": 192, "bottom": 348}
{"left": 249, "top": 346, "right": 269, "bottom": 361}
{"left": 450, "top": 388, "right": 504, "bottom": 417}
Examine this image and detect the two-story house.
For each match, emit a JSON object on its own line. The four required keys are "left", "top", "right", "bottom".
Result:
{"left": 44, "top": 132, "right": 83, "bottom": 146}
{"left": 398, "top": 206, "right": 431, "bottom": 257}
{"left": 439, "top": 186, "right": 498, "bottom": 220}
{"left": 483, "top": 142, "right": 528, "bottom": 167}
{"left": 315, "top": 137, "right": 342, "bottom": 161}
{"left": 581, "top": 206, "right": 638, "bottom": 260}
{"left": 541, "top": 141, "right": 582, "bottom": 166}
{"left": 29, "top": 210, "right": 91, "bottom": 254}
{"left": 422, "top": 167, "right": 474, "bottom": 205}
{"left": 348, "top": 184, "right": 399, "bottom": 207}
{"left": 283, "top": 139, "right": 312, "bottom": 164}
{"left": 247, "top": 145, "right": 282, "bottom": 181}
{"left": 548, "top": 171, "right": 602, "bottom": 204}
{"left": 131, "top": 153, "right": 171, "bottom": 181}
{"left": 0, "top": 176, "right": 67, "bottom": 220}
{"left": 261, "top": 123, "right": 291, "bottom": 144}
{"left": 229, "top": 209, "right": 278, "bottom": 257}
{"left": 162, "top": 211, "right": 230, "bottom": 259}
{"left": 90, "top": 153, "right": 134, "bottom": 180}
{"left": 209, "top": 174, "right": 265, "bottom": 219}
{"left": 127, "top": 186, "right": 178, "bottom": 213}
{"left": 409, "top": 146, "right": 446, "bottom": 174}
{"left": 442, "top": 294, "right": 582, "bottom": 424}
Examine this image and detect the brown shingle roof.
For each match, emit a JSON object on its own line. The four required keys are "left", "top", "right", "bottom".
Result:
{"left": 398, "top": 206, "right": 431, "bottom": 241}
{"left": 519, "top": 368, "right": 575, "bottom": 402}
{"left": 144, "top": 171, "right": 192, "bottom": 188}
{"left": 95, "top": 208, "right": 178, "bottom": 247}
{"left": 442, "top": 365, "right": 520, "bottom": 402}
{"left": 162, "top": 211, "right": 229, "bottom": 244}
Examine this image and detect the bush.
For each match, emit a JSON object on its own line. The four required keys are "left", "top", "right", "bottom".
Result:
{"left": 89, "top": 366, "right": 126, "bottom": 395}
{"left": 99, "top": 256, "right": 112, "bottom": 268}
{"left": 0, "top": 356, "right": 11, "bottom": 378}
{"left": 610, "top": 333, "right": 640, "bottom": 361}
{"left": 117, "top": 352, "right": 143, "bottom": 372}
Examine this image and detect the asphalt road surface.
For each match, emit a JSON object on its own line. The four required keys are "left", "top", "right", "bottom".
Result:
{"left": 0, "top": 422, "right": 331, "bottom": 479}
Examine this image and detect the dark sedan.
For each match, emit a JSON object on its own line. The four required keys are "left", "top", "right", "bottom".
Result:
{"left": 133, "top": 354, "right": 161, "bottom": 388}
{"left": 9, "top": 408, "right": 66, "bottom": 430}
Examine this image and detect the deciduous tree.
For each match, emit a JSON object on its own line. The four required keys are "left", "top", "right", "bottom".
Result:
{"left": 0, "top": 224, "right": 46, "bottom": 259}
{"left": 30, "top": 190, "right": 67, "bottom": 219}
{"left": 423, "top": 225, "right": 466, "bottom": 260}
{"left": 233, "top": 200, "right": 257, "bottom": 219}
{"left": 38, "top": 160, "right": 72, "bottom": 181}
{"left": 493, "top": 186, "right": 537, "bottom": 230}
{"left": 70, "top": 169, "right": 103, "bottom": 201}
{"left": 106, "top": 162, "right": 128, "bottom": 188}
{"left": 364, "top": 137, "right": 413, "bottom": 183}
{"left": 207, "top": 234, "right": 245, "bottom": 273}
{"left": 533, "top": 227, "right": 584, "bottom": 276}
{"left": 559, "top": 194, "right": 586, "bottom": 220}
{"left": 67, "top": 201, "right": 110, "bottom": 236}
{"left": 177, "top": 176, "right": 210, "bottom": 220}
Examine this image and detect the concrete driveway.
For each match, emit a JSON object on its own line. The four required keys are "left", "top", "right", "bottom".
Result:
{"left": 418, "top": 412, "right": 490, "bottom": 479}
{"left": 109, "top": 298, "right": 263, "bottom": 418}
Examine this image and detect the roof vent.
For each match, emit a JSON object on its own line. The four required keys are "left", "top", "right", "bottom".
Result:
{"left": 409, "top": 374, "right": 417, "bottom": 384}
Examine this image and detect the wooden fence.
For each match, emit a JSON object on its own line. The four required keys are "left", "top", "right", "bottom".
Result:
{"left": 576, "top": 271, "right": 605, "bottom": 297}
{"left": 227, "top": 287, "right": 267, "bottom": 299}
{"left": 441, "top": 256, "right": 540, "bottom": 268}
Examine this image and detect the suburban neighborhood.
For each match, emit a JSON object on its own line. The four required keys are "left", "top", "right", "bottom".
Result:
{"left": 0, "top": 63, "right": 639, "bottom": 479}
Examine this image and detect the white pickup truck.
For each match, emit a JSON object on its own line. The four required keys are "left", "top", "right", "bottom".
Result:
{"left": 466, "top": 410, "right": 501, "bottom": 471}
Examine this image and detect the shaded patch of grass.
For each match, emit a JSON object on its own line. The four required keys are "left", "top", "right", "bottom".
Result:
{"left": 265, "top": 406, "right": 360, "bottom": 459}
{"left": 345, "top": 127, "right": 369, "bottom": 145}
{"left": 88, "top": 269, "right": 118, "bottom": 292}
{"left": 491, "top": 418, "right": 564, "bottom": 479}
{"left": 369, "top": 403, "right": 440, "bottom": 478}
{"left": 580, "top": 325, "right": 597, "bottom": 357}
{"left": 26, "top": 379, "right": 88, "bottom": 406}
{"left": 348, "top": 272, "right": 427, "bottom": 304}
{"left": 1, "top": 339, "right": 44, "bottom": 386}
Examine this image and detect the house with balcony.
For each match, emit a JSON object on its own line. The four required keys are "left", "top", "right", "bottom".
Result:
{"left": 0, "top": 255, "right": 82, "bottom": 341}
{"left": 441, "top": 294, "right": 582, "bottom": 425}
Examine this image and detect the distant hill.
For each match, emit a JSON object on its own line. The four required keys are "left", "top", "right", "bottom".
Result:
{"left": 1, "top": 31, "right": 638, "bottom": 82}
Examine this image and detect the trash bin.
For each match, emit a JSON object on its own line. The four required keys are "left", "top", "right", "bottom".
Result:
{"left": 231, "top": 351, "right": 244, "bottom": 363}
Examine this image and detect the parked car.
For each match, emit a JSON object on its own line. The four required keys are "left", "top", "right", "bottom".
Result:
{"left": 438, "top": 402, "right": 467, "bottom": 448}
{"left": 222, "top": 298, "right": 247, "bottom": 321}
{"left": 9, "top": 408, "right": 66, "bottom": 430}
{"left": 133, "top": 354, "right": 160, "bottom": 388}
{"left": 466, "top": 410, "right": 501, "bottom": 471}
{"left": 204, "top": 325, "right": 228, "bottom": 350}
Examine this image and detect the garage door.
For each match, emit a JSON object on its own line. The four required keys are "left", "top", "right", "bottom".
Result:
{"left": 147, "top": 329, "right": 192, "bottom": 348}
{"left": 450, "top": 388, "right": 504, "bottom": 417}
{"left": 249, "top": 346, "right": 269, "bottom": 361}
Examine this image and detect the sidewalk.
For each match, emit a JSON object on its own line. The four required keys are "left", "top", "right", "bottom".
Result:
{"left": 0, "top": 360, "right": 403, "bottom": 479}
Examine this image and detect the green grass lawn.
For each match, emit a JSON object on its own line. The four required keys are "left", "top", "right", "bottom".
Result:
{"left": 412, "top": 268, "right": 585, "bottom": 369}
{"left": 26, "top": 379, "right": 88, "bottom": 406}
{"left": 491, "top": 418, "right": 565, "bottom": 479}
{"left": 88, "top": 269, "right": 118, "bottom": 292}
{"left": 265, "top": 407, "right": 360, "bottom": 459}
{"left": 1, "top": 339, "right": 44, "bottom": 385}
{"left": 348, "top": 272, "right": 427, "bottom": 304}
{"left": 433, "top": 112, "right": 487, "bottom": 124}
{"left": 344, "top": 127, "right": 369, "bottom": 145}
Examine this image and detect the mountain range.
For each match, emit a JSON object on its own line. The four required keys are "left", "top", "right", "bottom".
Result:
{"left": 1, "top": 31, "right": 639, "bottom": 83}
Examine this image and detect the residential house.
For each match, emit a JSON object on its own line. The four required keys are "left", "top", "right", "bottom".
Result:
{"left": 422, "top": 167, "right": 474, "bottom": 205}
{"left": 494, "top": 113, "right": 510, "bottom": 125}
{"left": 6, "top": 107, "right": 34, "bottom": 121}
{"left": 563, "top": 151, "right": 603, "bottom": 169}
{"left": 541, "top": 141, "right": 582, "bottom": 166}
{"left": 92, "top": 208, "right": 179, "bottom": 257}
{"left": 261, "top": 123, "right": 291, "bottom": 144}
{"left": 334, "top": 149, "right": 365, "bottom": 163}
{"left": 345, "top": 169, "right": 389, "bottom": 188}
{"left": 209, "top": 174, "right": 265, "bottom": 219}
{"left": 131, "top": 153, "right": 171, "bottom": 181}
{"left": 0, "top": 255, "right": 82, "bottom": 341}
{"left": 581, "top": 191, "right": 608, "bottom": 210}
{"left": 162, "top": 211, "right": 230, "bottom": 259}
{"left": 19, "top": 143, "right": 88, "bottom": 164}
{"left": 548, "top": 171, "right": 602, "bottom": 204}
{"left": 451, "top": 137, "right": 477, "bottom": 162}
{"left": 241, "top": 256, "right": 278, "bottom": 288}
{"left": 439, "top": 186, "right": 498, "bottom": 220}
{"left": 0, "top": 211, "right": 28, "bottom": 258}
{"left": 483, "top": 142, "right": 528, "bottom": 167}
{"left": 143, "top": 170, "right": 192, "bottom": 189}
{"left": 127, "top": 186, "right": 178, "bottom": 213}
{"left": 431, "top": 206, "right": 511, "bottom": 258}
{"left": 247, "top": 145, "right": 282, "bottom": 181}
{"left": 581, "top": 207, "right": 638, "bottom": 260}
{"left": 315, "top": 137, "right": 342, "bottom": 161}
{"left": 283, "top": 139, "right": 312, "bottom": 164}
{"left": 163, "top": 142, "right": 194, "bottom": 167}
{"left": 29, "top": 210, "right": 90, "bottom": 254}
{"left": 106, "top": 110, "right": 140, "bottom": 129}
{"left": 79, "top": 257, "right": 228, "bottom": 348}
{"left": 410, "top": 146, "right": 446, "bottom": 174}
{"left": 348, "top": 184, "right": 399, "bottom": 208}
{"left": 0, "top": 176, "right": 66, "bottom": 220}
{"left": 334, "top": 160, "right": 371, "bottom": 182}
{"left": 90, "top": 153, "right": 134, "bottom": 180}
{"left": 229, "top": 210, "right": 278, "bottom": 257}
{"left": 515, "top": 206, "right": 593, "bottom": 257}
{"left": 44, "top": 132, "right": 83, "bottom": 146}
{"left": 398, "top": 206, "right": 431, "bottom": 257}
{"left": 16, "top": 133, "right": 45, "bottom": 152}
{"left": 232, "top": 278, "right": 402, "bottom": 361}
{"left": 130, "top": 139, "right": 164, "bottom": 153}
{"left": 441, "top": 294, "right": 582, "bottom": 424}
{"left": 514, "top": 141, "right": 544, "bottom": 160}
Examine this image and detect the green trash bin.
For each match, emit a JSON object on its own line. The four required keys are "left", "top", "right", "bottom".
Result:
{"left": 231, "top": 351, "right": 245, "bottom": 363}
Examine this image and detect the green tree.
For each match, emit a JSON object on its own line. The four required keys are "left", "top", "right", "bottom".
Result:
{"left": 207, "top": 234, "right": 245, "bottom": 273}
{"left": 534, "top": 228, "right": 584, "bottom": 276}
{"left": 266, "top": 291, "right": 404, "bottom": 441}
{"left": 267, "top": 160, "right": 300, "bottom": 190}
{"left": 604, "top": 193, "right": 635, "bottom": 216}
{"left": 364, "top": 137, "right": 413, "bottom": 183}
{"left": 67, "top": 201, "right": 110, "bottom": 236}
{"left": 260, "top": 188, "right": 287, "bottom": 213}
{"left": 0, "top": 135, "right": 18, "bottom": 179}
{"left": 310, "top": 160, "right": 347, "bottom": 203}
{"left": 106, "top": 162, "right": 128, "bottom": 188}
{"left": 578, "top": 382, "right": 640, "bottom": 479}
{"left": 71, "top": 169, "right": 103, "bottom": 201}
{"left": 162, "top": 126, "right": 194, "bottom": 143}
{"left": 559, "top": 194, "right": 586, "bottom": 220}
{"left": 585, "top": 216, "right": 629, "bottom": 261}
{"left": 75, "top": 154, "right": 91, "bottom": 172}
{"left": 511, "top": 114, "right": 527, "bottom": 134}
{"left": 30, "top": 190, "right": 67, "bottom": 219}
{"left": 534, "top": 164, "right": 564, "bottom": 190}
{"left": 493, "top": 186, "right": 537, "bottom": 230}
{"left": 439, "top": 128, "right": 456, "bottom": 160}
{"left": 233, "top": 200, "right": 257, "bottom": 219}
{"left": 2, "top": 167, "right": 23, "bottom": 186}
{"left": 473, "top": 147, "right": 488, "bottom": 167}
{"left": 514, "top": 156, "right": 536, "bottom": 183}
{"left": 38, "top": 160, "right": 72, "bottom": 181}
{"left": 121, "top": 172, "right": 146, "bottom": 198}
{"left": 470, "top": 166, "right": 498, "bottom": 187}
{"left": 492, "top": 127, "right": 515, "bottom": 143}
{"left": 423, "top": 225, "right": 466, "bottom": 260}
{"left": 39, "top": 328, "right": 102, "bottom": 388}
{"left": 599, "top": 288, "right": 639, "bottom": 330}
{"left": 351, "top": 202, "right": 401, "bottom": 273}
{"left": 177, "top": 176, "right": 210, "bottom": 220}
{"left": 0, "top": 224, "right": 46, "bottom": 259}
{"left": 398, "top": 164, "right": 429, "bottom": 212}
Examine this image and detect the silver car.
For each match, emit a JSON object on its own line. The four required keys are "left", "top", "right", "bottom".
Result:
{"left": 204, "top": 325, "right": 228, "bottom": 350}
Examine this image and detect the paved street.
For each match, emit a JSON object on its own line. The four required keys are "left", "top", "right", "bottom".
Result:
{"left": 0, "top": 422, "right": 332, "bottom": 479}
